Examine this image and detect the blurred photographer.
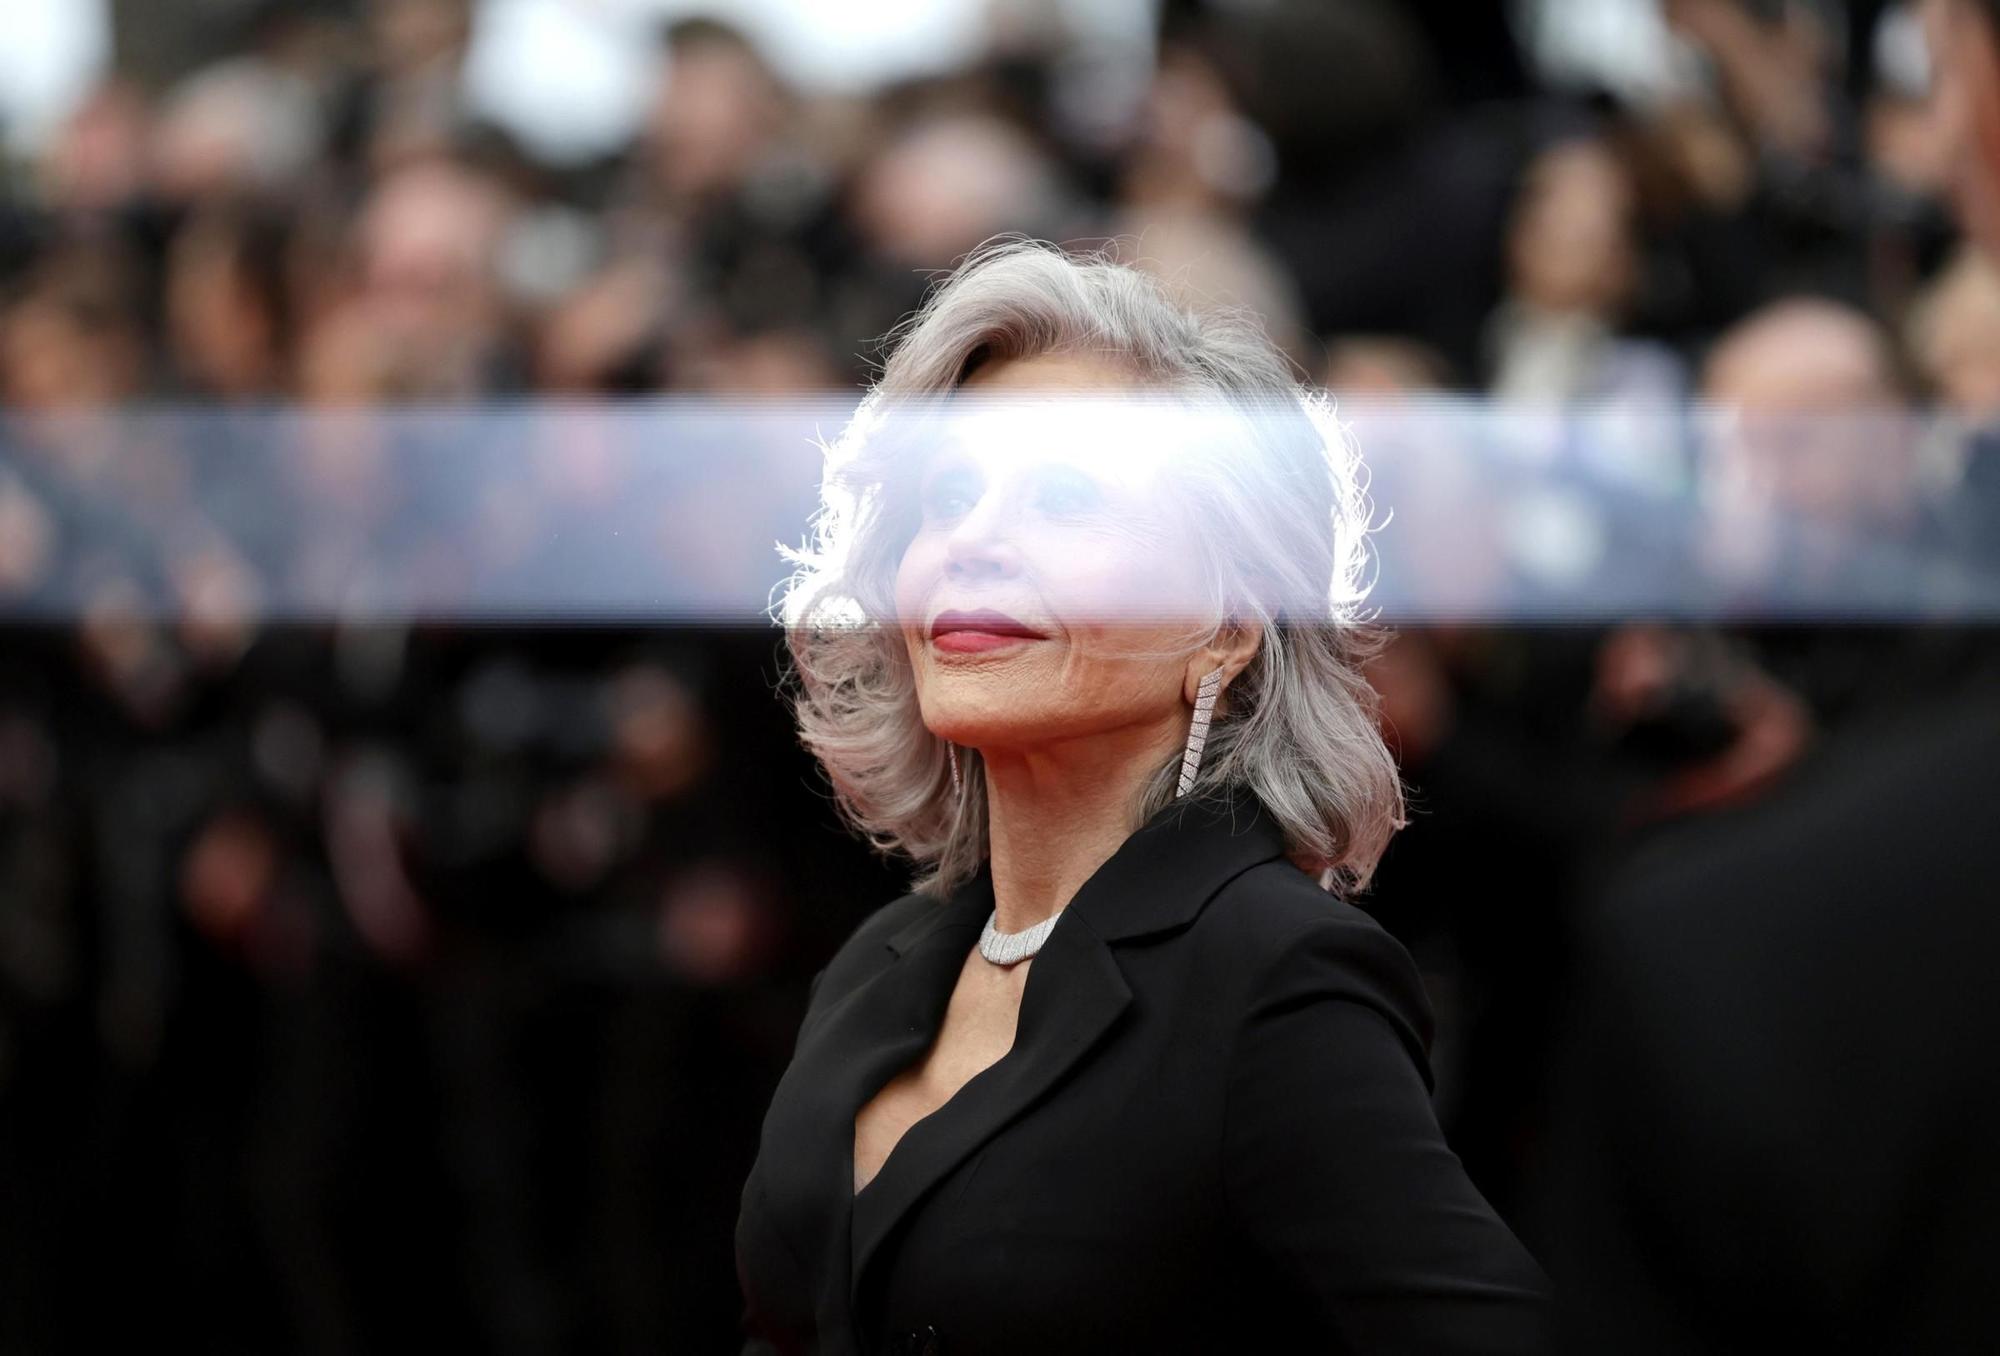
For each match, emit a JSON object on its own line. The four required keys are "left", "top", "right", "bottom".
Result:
{"left": 1547, "top": 4, "right": 2000, "bottom": 1349}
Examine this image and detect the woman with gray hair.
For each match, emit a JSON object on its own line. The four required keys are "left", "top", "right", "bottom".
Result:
{"left": 735, "top": 241, "right": 1549, "bottom": 1355}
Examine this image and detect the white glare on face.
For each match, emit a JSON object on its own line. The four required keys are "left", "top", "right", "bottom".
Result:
{"left": 887, "top": 394, "right": 1226, "bottom": 750}
{"left": 921, "top": 393, "right": 1205, "bottom": 486}
{"left": 891, "top": 396, "right": 1217, "bottom": 630}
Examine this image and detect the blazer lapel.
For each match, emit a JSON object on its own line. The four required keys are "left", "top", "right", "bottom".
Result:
{"left": 782, "top": 889, "right": 985, "bottom": 1354}
{"left": 849, "top": 903, "right": 1134, "bottom": 1322}
{"left": 847, "top": 787, "right": 1289, "bottom": 1326}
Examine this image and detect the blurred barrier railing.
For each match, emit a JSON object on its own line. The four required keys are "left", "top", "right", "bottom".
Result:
{"left": 0, "top": 398, "right": 1994, "bottom": 624}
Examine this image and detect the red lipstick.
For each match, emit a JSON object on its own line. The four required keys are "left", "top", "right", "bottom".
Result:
{"left": 930, "top": 609, "right": 1046, "bottom": 654}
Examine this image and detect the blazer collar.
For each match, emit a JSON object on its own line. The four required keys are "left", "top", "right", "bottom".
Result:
{"left": 842, "top": 785, "right": 1289, "bottom": 1339}
{"left": 888, "top": 784, "right": 1288, "bottom": 955}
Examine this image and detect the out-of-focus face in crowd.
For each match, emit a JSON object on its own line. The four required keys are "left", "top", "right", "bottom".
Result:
{"left": 1925, "top": 0, "right": 2000, "bottom": 257}
{"left": 851, "top": 113, "right": 1065, "bottom": 269}
{"left": 1703, "top": 299, "right": 1915, "bottom": 529}
{"left": 166, "top": 213, "right": 286, "bottom": 400}
{"left": 1907, "top": 247, "right": 2000, "bottom": 416}
{"left": 645, "top": 25, "right": 787, "bottom": 208}
{"left": 357, "top": 161, "right": 507, "bottom": 353}
{"left": 370, "top": 0, "right": 471, "bottom": 76}
{"left": 298, "top": 159, "right": 510, "bottom": 402}
{"left": 1505, "top": 138, "right": 1639, "bottom": 322}
{"left": 0, "top": 255, "right": 144, "bottom": 413}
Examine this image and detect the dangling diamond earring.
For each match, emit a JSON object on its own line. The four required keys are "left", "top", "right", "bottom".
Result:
{"left": 1176, "top": 669, "right": 1223, "bottom": 798}
{"left": 947, "top": 742, "right": 961, "bottom": 796}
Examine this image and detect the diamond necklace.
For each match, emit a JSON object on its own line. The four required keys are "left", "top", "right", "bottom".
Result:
{"left": 978, "top": 908, "right": 1063, "bottom": 966}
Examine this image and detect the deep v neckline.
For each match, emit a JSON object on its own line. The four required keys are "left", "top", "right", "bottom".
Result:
{"left": 851, "top": 1042, "right": 1022, "bottom": 1200}
{"left": 843, "top": 859, "right": 1034, "bottom": 1203}
{"left": 850, "top": 952, "right": 1028, "bottom": 1200}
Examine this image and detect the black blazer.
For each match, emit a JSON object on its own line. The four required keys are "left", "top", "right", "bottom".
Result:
{"left": 735, "top": 788, "right": 1550, "bottom": 1356}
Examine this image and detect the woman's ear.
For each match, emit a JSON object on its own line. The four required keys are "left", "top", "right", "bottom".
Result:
{"left": 1183, "top": 619, "right": 1262, "bottom": 705}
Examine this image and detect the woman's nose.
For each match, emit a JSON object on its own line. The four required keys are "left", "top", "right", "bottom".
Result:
{"left": 943, "top": 494, "right": 1021, "bottom": 581}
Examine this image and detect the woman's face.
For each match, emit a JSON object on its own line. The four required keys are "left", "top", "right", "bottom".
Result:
{"left": 892, "top": 352, "right": 1210, "bottom": 755}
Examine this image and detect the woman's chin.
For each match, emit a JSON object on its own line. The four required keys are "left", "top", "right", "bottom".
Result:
{"left": 925, "top": 711, "right": 1034, "bottom": 752}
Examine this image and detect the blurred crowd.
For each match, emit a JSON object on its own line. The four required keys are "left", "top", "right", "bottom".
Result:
{"left": 3, "top": 0, "right": 2000, "bottom": 412}
{"left": 3, "top": 0, "right": 2000, "bottom": 1352}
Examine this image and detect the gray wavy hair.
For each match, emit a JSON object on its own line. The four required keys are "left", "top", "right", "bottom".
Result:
{"left": 775, "top": 239, "right": 1403, "bottom": 898}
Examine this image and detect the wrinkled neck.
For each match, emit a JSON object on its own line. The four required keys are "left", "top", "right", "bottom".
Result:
{"left": 978, "top": 715, "right": 1184, "bottom": 934}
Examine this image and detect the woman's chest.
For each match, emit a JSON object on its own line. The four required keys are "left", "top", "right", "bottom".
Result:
{"left": 742, "top": 935, "right": 1269, "bottom": 1351}
{"left": 861, "top": 1023, "right": 1251, "bottom": 1353}
{"left": 853, "top": 956, "right": 1028, "bottom": 1194}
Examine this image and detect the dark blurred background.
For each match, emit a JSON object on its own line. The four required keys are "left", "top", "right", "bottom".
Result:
{"left": 1, "top": 0, "right": 1997, "bottom": 1352}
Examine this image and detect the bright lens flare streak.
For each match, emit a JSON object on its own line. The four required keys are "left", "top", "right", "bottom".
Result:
{"left": 0, "top": 400, "right": 1992, "bottom": 625}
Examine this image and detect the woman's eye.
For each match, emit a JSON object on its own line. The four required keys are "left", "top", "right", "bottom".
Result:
{"left": 1035, "top": 468, "right": 1101, "bottom": 516}
{"left": 921, "top": 471, "right": 977, "bottom": 519}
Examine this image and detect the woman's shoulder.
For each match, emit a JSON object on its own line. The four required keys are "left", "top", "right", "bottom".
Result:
{"left": 1202, "top": 857, "right": 1410, "bottom": 958}
{"left": 803, "top": 887, "right": 946, "bottom": 1013}
{"left": 843, "top": 886, "right": 943, "bottom": 957}
{"left": 1195, "top": 860, "right": 1434, "bottom": 1051}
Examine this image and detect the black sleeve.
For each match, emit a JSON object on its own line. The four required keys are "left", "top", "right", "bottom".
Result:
{"left": 737, "top": 959, "right": 835, "bottom": 1356}
{"left": 1221, "top": 915, "right": 1552, "bottom": 1354}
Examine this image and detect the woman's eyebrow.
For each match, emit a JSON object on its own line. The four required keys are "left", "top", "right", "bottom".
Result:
{"left": 1023, "top": 458, "right": 1108, "bottom": 488}
{"left": 917, "top": 449, "right": 973, "bottom": 482}
{"left": 1032, "top": 454, "right": 1112, "bottom": 476}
